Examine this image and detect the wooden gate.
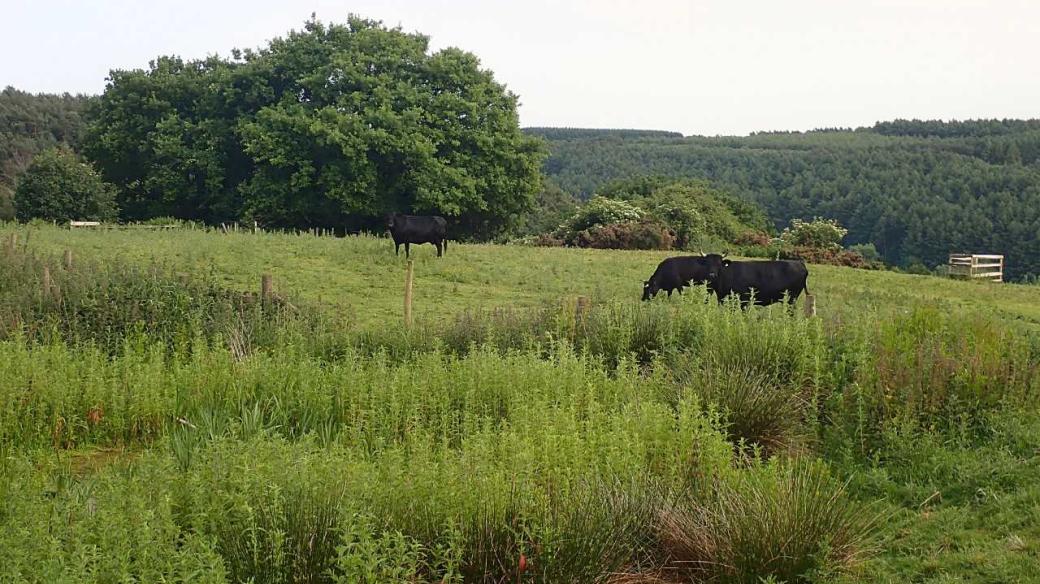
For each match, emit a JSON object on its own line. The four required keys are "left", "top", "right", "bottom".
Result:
{"left": 948, "top": 254, "right": 1004, "bottom": 282}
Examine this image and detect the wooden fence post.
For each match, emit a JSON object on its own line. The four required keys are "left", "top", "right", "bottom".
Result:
{"left": 42, "top": 266, "right": 52, "bottom": 299}
{"left": 803, "top": 293, "right": 817, "bottom": 318}
{"left": 404, "top": 260, "right": 414, "bottom": 327}
{"left": 261, "top": 274, "right": 273, "bottom": 303}
{"left": 63, "top": 249, "right": 73, "bottom": 270}
{"left": 7, "top": 233, "right": 17, "bottom": 253}
{"left": 575, "top": 295, "right": 590, "bottom": 328}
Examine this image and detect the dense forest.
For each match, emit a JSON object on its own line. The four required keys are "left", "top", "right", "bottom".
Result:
{"left": 530, "top": 122, "right": 1040, "bottom": 279}
{"left": 0, "top": 88, "right": 91, "bottom": 219}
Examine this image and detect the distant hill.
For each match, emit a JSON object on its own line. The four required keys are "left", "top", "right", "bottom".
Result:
{"left": 533, "top": 120, "right": 1040, "bottom": 279}
{"left": 523, "top": 127, "right": 684, "bottom": 140}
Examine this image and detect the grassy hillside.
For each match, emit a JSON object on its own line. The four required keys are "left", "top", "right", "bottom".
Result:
{"left": 8, "top": 224, "right": 1040, "bottom": 330}
{"left": 2, "top": 223, "right": 1039, "bottom": 583}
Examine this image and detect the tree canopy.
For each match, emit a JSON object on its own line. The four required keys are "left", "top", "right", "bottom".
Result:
{"left": 14, "top": 147, "right": 117, "bottom": 223}
{"left": 0, "top": 87, "right": 91, "bottom": 219}
{"left": 83, "top": 16, "right": 544, "bottom": 237}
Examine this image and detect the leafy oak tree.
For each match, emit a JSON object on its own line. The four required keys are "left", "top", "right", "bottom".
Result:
{"left": 84, "top": 16, "right": 544, "bottom": 237}
{"left": 14, "top": 147, "right": 117, "bottom": 222}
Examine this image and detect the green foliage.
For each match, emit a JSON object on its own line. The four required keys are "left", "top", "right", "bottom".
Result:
{"left": 511, "top": 179, "right": 579, "bottom": 238}
{"left": 535, "top": 122, "right": 1040, "bottom": 279}
{"left": 848, "top": 242, "right": 881, "bottom": 262}
{"left": 0, "top": 244, "right": 311, "bottom": 356}
{"left": 615, "top": 178, "right": 770, "bottom": 247}
{"left": 560, "top": 195, "right": 645, "bottom": 234}
{"left": 4, "top": 225, "right": 1040, "bottom": 582}
{"left": 83, "top": 17, "right": 544, "bottom": 238}
{"left": 0, "top": 87, "right": 91, "bottom": 220}
{"left": 684, "top": 364, "right": 808, "bottom": 455}
{"left": 13, "top": 147, "right": 117, "bottom": 222}
{"left": 524, "top": 127, "right": 683, "bottom": 140}
{"left": 543, "top": 179, "right": 769, "bottom": 251}
{"left": 782, "top": 217, "right": 848, "bottom": 249}
{"left": 653, "top": 460, "right": 880, "bottom": 583}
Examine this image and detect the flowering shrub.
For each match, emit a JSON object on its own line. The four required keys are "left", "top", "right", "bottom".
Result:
{"left": 558, "top": 196, "right": 644, "bottom": 238}
{"left": 781, "top": 218, "right": 847, "bottom": 249}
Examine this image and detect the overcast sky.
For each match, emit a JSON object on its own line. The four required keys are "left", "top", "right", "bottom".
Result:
{"left": 3, "top": 0, "right": 1038, "bottom": 135}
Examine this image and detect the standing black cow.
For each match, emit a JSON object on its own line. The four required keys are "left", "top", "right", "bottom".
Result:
{"left": 387, "top": 213, "right": 448, "bottom": 258}
{"left": 706, "top": 256, "right": 811, "bottom": 308}
{"left": 642, "top": 255, "right": 720, "bottom": 300}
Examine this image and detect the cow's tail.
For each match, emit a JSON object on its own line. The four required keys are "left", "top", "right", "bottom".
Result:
{"left": 802, "top": 273, "right": 811, "bottom": 297}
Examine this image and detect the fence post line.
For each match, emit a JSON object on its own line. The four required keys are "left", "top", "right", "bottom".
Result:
{"left": 575, "top": 295, "right": 589, "bottom": 328}
{"left": 63, "top": 249, "right": 73, "bottom": 270}
{"left": 404, "top": 260, "right": 414, "bottom": 327}
{"left": 803, "top": 293, "right": 817, "bottom": 318}
{"left": 42, "top": 266, "right": 52, "bottom": 299}
{"left": 261, "top": 274, "right": 273, "bottom": 303}
{"left": 6, "top": 233, "right": 16, "bottom": 253}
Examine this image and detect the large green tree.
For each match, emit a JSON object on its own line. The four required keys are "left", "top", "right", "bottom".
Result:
{"left": 84, "top": 16, "right": 544, "bottom": 237}
{"left": 14, "top": 147, "right": 117, "bottom": 223}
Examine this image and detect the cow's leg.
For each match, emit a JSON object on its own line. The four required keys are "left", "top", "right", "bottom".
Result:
{"left": 405, "top": 242, "right": 410, "bottom": 258}
{"left": 395, "top": 242, "right": 400, "bottom": 256}
{"left": 667, "top": 289, "right": 673, "bottom": 297}
{"left": 436, "top": 240, "right": 442, "bottom": 257}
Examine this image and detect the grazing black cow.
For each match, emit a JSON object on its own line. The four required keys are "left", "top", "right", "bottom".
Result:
{"left": 642, "top": 254, "right": 720, "bottom": 300}
{"left": 708, "top": 257, "right": 811, "bottom": 308}
{"left": 387, "top": 213, "right": 448, "bottom": 258}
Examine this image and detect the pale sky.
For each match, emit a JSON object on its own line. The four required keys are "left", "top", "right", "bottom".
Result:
{"left": 3, "top": 0, "right": 1039, "bottom": 136}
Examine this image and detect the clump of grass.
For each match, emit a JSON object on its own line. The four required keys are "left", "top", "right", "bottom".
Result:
{"left": 826, "top": 307, "right": 1040, "bottom": 455}
{"left": 0, "top": 244, "right": 325, "bottom": 355}
{"left": 649, "top": 460, "right": 880, "bottom": 584}
{"left": 211, "top": 487, "right": 342, "bottom": 584}
{"left": 693, "top": 365, "right": 808, "bottom": 456}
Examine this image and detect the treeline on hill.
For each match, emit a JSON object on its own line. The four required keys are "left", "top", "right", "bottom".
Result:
{"left": 531, "top": 121, "right": 1040, "bottom": 279}
{"left": 0, "top": 87, "right": 91, "bottom": 220}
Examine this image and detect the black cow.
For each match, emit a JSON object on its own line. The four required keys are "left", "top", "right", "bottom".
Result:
{"left": 642, "top": 255, "right": 720, "bottom": 300}
{"left": 707, "top": 256, "right": 811, "bottom": 308}
{"left": 387, "top": 213, "right": 448, "bottom": 258}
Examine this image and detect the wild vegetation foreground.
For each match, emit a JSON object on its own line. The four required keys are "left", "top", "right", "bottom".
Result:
{"left": 1, "top": 224, "right": 1039, "bottom": 583}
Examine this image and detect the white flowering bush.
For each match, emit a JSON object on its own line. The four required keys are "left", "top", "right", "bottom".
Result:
{"left": 781, "top": 217, "right": 848, "bottom": 249}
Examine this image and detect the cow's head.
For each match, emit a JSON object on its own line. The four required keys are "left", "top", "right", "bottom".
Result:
{"left": 641, "top": 278, "right": 660, "bottom": 301}
{"left": 386, "top": 213, "right": 400, "bottom": 231}
{"left": 701, "top": 252, "right": 727, "bottom": 281}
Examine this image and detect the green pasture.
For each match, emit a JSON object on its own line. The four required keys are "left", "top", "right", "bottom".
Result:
{"left": 7, "top": 224, "right": 1040, "bottom": 329}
